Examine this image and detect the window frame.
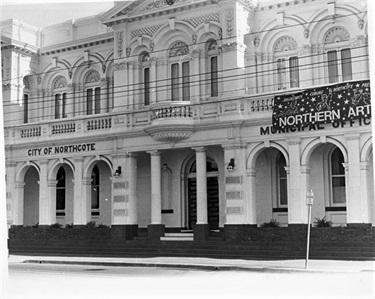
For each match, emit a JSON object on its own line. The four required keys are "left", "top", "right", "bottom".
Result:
{"left": 329, "top": 147, "right": 346, "bottom": 207}
{"left": 276, "top": 153, "right": 288, "bottom": 207}
{"left": 325, "top": 44, "right": 353, "bottom": 84}
{"left": 53, "top": 91, "right": 67, "bottom": 120}
{"left": 23, "top": 93, "right": 29, "bottom": 123}
{"left": 169, "top": 57, "right": 191, "bottom": 101}
{"left": 86, "top": 85, "right": 101, "bottom": 115}
{"left": 274, "top": 53, "right": 300, "bottom": 91}
{"left": 56, "top": 167, "right": 66, "bottom": 214}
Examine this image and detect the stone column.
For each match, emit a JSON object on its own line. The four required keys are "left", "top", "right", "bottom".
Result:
{"left": 66, "top": 83, "right": 74, "bottom": 118}
{"left": 299, "top": 165, "right": 311, "bottom": 222}
{"left": 73, "top": 157, "right": 85, "bottom": 225}
{"left": 191, "top": 50, "right": 200, "bottom": 102}
{"left": 13, "top": 181, "right": 25, "bottom": 225}
{"left": 113, "top": 62, "right": 127, "bottom": 112}
{"left": 128, "top": 62, "right": 134, "bottom": 109}
{"left": 38, "top": 160, "right": 52, "bottom": 225}
{"left": 150, "top": 58, "right": 157, "bottom": 104}
{"left": 193, "top": 147, "right": 209, "bottom": 240}
{"left": 360, "top": 162, "right": 371, "bottom": 223}
{"left": 287, "top": 140, "right": 305, "bottom": 224}
{"left": 47, "top": 179, "right": 57, "bottom": 224}
{"left": 5, "top": 162, "right": 16, "bottom": 226}
{"left": 100, "top": 78, "right": 108, "bottom": 114}
{"left": 346, "top": 135, "right": 365, "bottom": 224}
{"left": 147, "top": 150, "right": 164, "bottom": 240}
{"left": 111, "top": 154, "right": 139, "bottom": 240}
{"left": 246, "top": 168, "right": 257, "bottom": 224}
{"left": 81, "top": 176, "right": 92, "bottom": 225}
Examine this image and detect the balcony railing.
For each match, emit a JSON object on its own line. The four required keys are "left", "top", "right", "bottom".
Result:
{"left": 5, "top": 94, "right": 275, "bottom": 144}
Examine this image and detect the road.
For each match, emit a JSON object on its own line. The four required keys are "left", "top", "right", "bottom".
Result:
{"left": 4, "top": 262, "right": 374, "bottom": 299}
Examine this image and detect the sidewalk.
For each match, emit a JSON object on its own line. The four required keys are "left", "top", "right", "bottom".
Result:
{"left": 8, "top": 254, "right": 375, "bottom": 274}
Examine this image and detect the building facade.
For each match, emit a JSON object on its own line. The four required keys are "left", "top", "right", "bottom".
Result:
{"left": 2, "top": 0, "right": 373, "bottom": 241}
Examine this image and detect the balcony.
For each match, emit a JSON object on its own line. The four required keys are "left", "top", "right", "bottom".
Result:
{"left": 144, "top": 101, "right": 195, "bottom": 144}
{"left": 4, "top": 94, "right": 275, "bottom": 145}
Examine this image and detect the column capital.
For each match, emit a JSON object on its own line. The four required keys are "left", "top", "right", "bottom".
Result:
{"left": 126, "top": 152, "right": 138, "bottom": 159}
{"left": 192, "top": 146, "right": 206, "bottom": 153}
{"left": 73, "top": 157, "right": 84, "bottom": 163}
{"left": 360, "top": 161, "right": 370, "bottom": 171}
{"left": 147, "top": 150, "right": 161, "bottom": 157}
{"left": 15, "top": 181, "right": 26, "bottom": 189}
{"left": 342, "top": 162, "right": 349, "bottom": 172}
{"left": 48, "top": 179, "right": 58, "bottom": 187}
{"left": 287, "top": 138, "right": 301, "bottom": 146}
{"left": 222, "top": 144, "right": 246, "bottom": 150}
{"left": 346, "top": 134, "right": 360, "bottom": 141}
{"left": 6, "top": 161, "right": 17, "bottom": 168}
{"left": 246, "top": 168, "right": 256, "bottom": 177}
{"left": 83, "top": 177, "right": 92, "bottom": 185}
{"left": 300, "top": 165, "right": 311, "bottom": 174}
{"left": 39, "top": 160, "right": 49, "bottom": 166}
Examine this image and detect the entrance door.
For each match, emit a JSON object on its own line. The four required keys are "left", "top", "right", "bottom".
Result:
{"left": 188, "top": 176, "right": 219, "bottom": 230}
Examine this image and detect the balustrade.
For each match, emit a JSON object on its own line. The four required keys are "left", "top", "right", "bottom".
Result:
{"left": 52, "top": 123, "right": 76, "bottom": 135}
{"left": 20, "top": 127, "right": 41, "bottom": 138}
{"left": 87, "top": 117, "right": 112, "bottom": 131}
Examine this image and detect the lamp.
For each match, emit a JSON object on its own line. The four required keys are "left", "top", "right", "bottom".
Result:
{"left": 114, "top": 166, "right": 122, "bottom": 178}
{"left": 165, "top": 0, "right": 176, "bottom": 5}
{"left": 227, "top": 158, "right": 235, "bottom": 171}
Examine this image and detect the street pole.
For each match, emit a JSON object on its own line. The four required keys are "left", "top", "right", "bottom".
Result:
{"left": 305, "top": 189, "right": 314, "bottom": 269}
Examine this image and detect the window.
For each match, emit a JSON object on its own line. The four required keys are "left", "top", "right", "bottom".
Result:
{"left": 324, "top": 27, "right": 352, "bottom": 83}
{"left": 87, "top": 87, "right": 100, "bottom": 115}
{"left": 56, "top": 167, "right": 66, "bottom": 213}
{"left": 23, "top": 94, "right": 29, "bottom": 123}
{"left": 54, "top": 93, "right": 66, "bottom": 119}
{"left": 169, "top": 41, "right": 190, "bottom": 101}
{"left": 144, "top": 67, "right": 150, "bottom": 106}
{"left": 330, "top": 148, "right": 346, "bottom": 205}
{"left": 91, "top": 165, "right": 100, "bottom": 210}
{"left": 277, "top": 154, "right": 288, "bottom": 206}
{"left": 139, "top": 52, "right": 151, "bottom": 106}
{"left": 210, "top": 56, "right": 218, "bottom": 97}
{"left": 277, "top": 57, "right": 299, "bottom": 89}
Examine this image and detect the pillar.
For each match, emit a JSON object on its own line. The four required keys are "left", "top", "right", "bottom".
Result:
{"left": 193, "top": 147, "right": 209, "bottom": 240}
{"left": 287, "top": 140, "right": 305, "bottom": 224}
{"left": 191, "top": 50, "right": 200, "bottom": 102}
{"left": 73, "top": 157, "right": 84, "bottom": 225}
{"left": 100, "top": 78, "right": 108, "bottom": 114}
{"left": 38, "top": 160, "right": 52, "bottom": 225}
{"left": 150, "top": 58, "right": 157, "bottom": 104}
{"left": 246, "top": 168, "right": 257, "bottom": 224}
{"left": 147, "top": 151, "right": 164, "bottom": 240}
{"left": 346, "top": 135, "right": 365, "bottom": 224}
{"left": 13, "top": 181, "right": 25, "bottom": 225}
{"left": 360, "top": 162, "right": 371, "bottom": 223}
{"left": 66, "top": 83, "right": 74, "bottom": 118}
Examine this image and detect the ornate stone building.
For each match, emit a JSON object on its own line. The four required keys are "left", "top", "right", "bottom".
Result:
{"left": 1, "top": 0, "right": 373, "bottom": 241}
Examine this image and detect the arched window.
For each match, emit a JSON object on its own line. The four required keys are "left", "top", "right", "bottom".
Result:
{"left": 324, "top": 27, "right": 352, "bottom": 83}
{"left": 206, "top": 39, "right": 219, "bottom": 97}
{"left": 84, "top": 70, "right": 101, "bottom": 115}
{"left": 277, "top": 153, "right": 288, "bottom": 206}
{"left": 23, "top": 77, "right": 30, "bottom": 123}
{"left": 139, "top": 51, "right": 150, "bottom": 106}
{"left": 91, "top": 165, "right": 100, "bottom": 211}
{"left": 56, "top": 167, "right": 66, "bottom": 215}
{"left": 274, "top": 36, "right": 299, "bottom": 90}
{"left": 330, "top": 148, "right": 346, "bottom": 205}
{"left": 169, "top": 41, "right": 190, "bottom": 101}
{"left": 52, "top": 76, "right": 67, "bottom": 119}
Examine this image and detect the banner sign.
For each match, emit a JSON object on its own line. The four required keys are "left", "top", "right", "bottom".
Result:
{"left": 28, "top": 143, "right": 96, "bottom": 156}
{"left": 272, "top": 80, "right": 371, "bottom": 130}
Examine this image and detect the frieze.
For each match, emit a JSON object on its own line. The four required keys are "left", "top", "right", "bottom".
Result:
{"left": 184, "top": 12, "right": 220, "bottom": 28}
{"left": 114, "top": 62, "right": 128, "bottom": 70}
{"left": 131, "top": 25, "right": 163, "bottom": 40}
{"left": 117, "top": 32, "right": 123, "bottom": 58}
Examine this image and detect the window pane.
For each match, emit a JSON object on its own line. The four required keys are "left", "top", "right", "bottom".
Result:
{"left": 87, "top": 89, "right": 93, "bottom": 115}
{"left": 182, "top": 61, "right": 190, "bottom": 101}
{"left": 211, "top": 56, "right": 218, "bottom": 97}
{"left": 341, "top": 49, "right": 352, "bottom": 81}
{"left": 331, "top": 148, "right": 344, "bottom": 175}
{"left": 144, "top": 68, "right": 150, "bottom": 106}
{"left": 277, "top": 58, "right": 286, "bottom": 90}
{"left": 23, "top": 94, "right": 28, "bottom": 123}
{"left": 91, "top": 165, "right": 100, "bottom": 209}
{"left": 55, "top": 94, "right": 60, "bottom": 119}
{"left": 171, "top": 63, "right": 179, "bottom": 101}
{"left": 56, "top": 167, "right": 66, "bottom": 210}
{"left": 62, "top": 93, "right": 66, "bottom": 118}
{"left": 289, "top": 57, "right": 299, "bottom": 88}
{"left": 95, "top": 87, "right": 100, "bottom": 114}
{"left": 327, "top": 51, "right": 338, "bottom": 83}
{"left": 332, "top": 177, "right": 346, "bottom": 204}
{"left": 279, "top": 178, "right": 288, "bottom": 205}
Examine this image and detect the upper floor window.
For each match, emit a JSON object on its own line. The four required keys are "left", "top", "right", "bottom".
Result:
{"left": 169, "top": 41, "right": 190, "bottom": 101}
{"left": 52, "top": 75, "right": 67, "bottom": 119}
{"left": 277, "top": 153, "right": 288, "bottom": 206}
{"left": 139, "top": 52, "right": 150, "bottom": 106}
{"left": 324, "top": 27, "right": 352, "bottom": 83}
{"left": 330, "top": 147, "right": 346, "bottom": 205}
{"left": 23, "top": 77, "right": 30, "bottom": 123}
{"left": 206, "top": 39, "right": 219, "bottom": 97}
{"left": 84, "top": 70, "right": 101, "bottom": 115}
{"left": 273, "top": 36, "right": 299, "bottom": 90}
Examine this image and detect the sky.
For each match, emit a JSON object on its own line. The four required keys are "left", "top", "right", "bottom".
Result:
{"left": 0, "top": 0, "right": 115, "bottom": 28}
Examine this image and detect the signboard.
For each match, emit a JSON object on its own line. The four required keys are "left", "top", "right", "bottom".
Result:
{"left": 272, "top": 80, "right": 371, "bottom": 131}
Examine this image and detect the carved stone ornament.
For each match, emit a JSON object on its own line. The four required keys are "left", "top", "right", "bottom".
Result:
{"left": 273, "top": 36, "right": 298, "bottom": 52}
{"left": 253, "top": 37, "right": 260, "bottom": 47}
{"left": 169, "top": 41, "right": 189, "bottom": 57}
{"left": 37, "top": 76, "right": 42, "bottom": 85}
{"left": 117, "top": 32, "right": 123, "bottom": 58}
{"left": 126, "top": 47, "right": 132, "bottom": 57}
{"left": 324, "top": 26, "right": 350, "bottom": 44}
{"left": 114, "top": 62, "right": 128, "bottom": 70}
{"left": 358, "top": 19, "right": 364, "bottom": 30}
{"left": 206, "top": 39, "right": 218, "bottom": 51}
{"left": 52, "top": 75, "right": 67, "bottom": 89}
{"left": 304, "top": 29, "right": 309, "bottom": 39}
{"left": 225, "top": 9, "right": 234, "bottom": 37}
{"left": 192, "top": 34, "right": 197, "bottom": 44}
{"left": 84, "top": 69, "right": 101, "bottom": 83}
{"left": 23, "top": 77, "right": 31, "bottom": 89}
{"left": 150, "top": 42, "right": 155, "bottom": 52}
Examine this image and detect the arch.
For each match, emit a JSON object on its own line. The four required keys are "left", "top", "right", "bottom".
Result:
{"left": 169, "top": 41, "right": 190, "bottom": 57}
{"left": 273, "top": 35, "right": 298, "bottom": 53}
{"left": 247, "top": 142, "right": 289, "bottom": 170}
{"left": 83, "top": 155, "right": 113, "bottom": 178}
{"left": 84, "top": 69, "right": 101, "bottom": 84}
{"left": 16, "top": 161, "right": 40, "bottom": 182}
{"left": 48, "top": 158, "right": 75, "bottom": 181}
{"left": 323, "top": 26, "right": 350, "bottom": 44}
{"left": 301, "top": 137, "right": 348, "bottom": 166}
{"left": 360, "top": 136, "right": 373, "bottom": 162}
{"left": 52, "top": 75, "right": 68, "bottom": 89}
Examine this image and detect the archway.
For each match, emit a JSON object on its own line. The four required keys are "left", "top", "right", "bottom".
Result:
{"left": 23, "top": 167, "right": 40, "bottom": 226}
{"left": 185, "top": 157, "right": 219, "bottom": 230}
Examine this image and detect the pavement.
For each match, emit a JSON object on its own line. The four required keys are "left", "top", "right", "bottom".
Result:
{"left": 8, "top": 254, "right": 375, "bottom": 274}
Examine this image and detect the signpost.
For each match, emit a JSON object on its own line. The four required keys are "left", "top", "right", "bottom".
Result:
{"left": 305, "top": 189, "right": 314, "bottom": 269}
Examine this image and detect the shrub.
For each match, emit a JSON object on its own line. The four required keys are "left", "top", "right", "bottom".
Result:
{"left": 65, "top": 223, "right": 74, "bottom": 229}
{"left": 85, "top": 221, "right": 96, "bottom": 228}
{"left": 31, "top": 223, "right": 39, "bottom": 228}
{"left": 49, "top": 222, "right": 63, "bottom": 229}
{"left": 314, "top": 216, "right": 332, "bottom": 227}
{"left": 97, "top": 223, "right": 110, "bottom": 228}
{"left": 261, "top": 219, "right": 281, "bottom": 228}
